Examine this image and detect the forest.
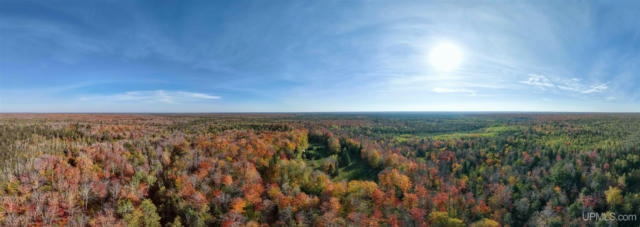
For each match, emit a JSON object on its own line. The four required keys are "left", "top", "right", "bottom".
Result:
{"left": 0, "top": 113, "right": 639, "bottom": 226}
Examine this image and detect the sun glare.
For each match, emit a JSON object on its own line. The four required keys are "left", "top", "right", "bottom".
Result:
{"left": 428, "top": 42, "right": 463, "bottom": 71}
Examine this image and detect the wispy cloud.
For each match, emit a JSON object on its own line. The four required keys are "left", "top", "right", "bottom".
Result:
{"left": 80, "top": 90, "right": 220, "bottom": 104}
{"left": 580, "top": 83, "right": 608, "bottom": 94}
{"left": 175, "top": 91, "right": 221, "bottom": 100}
{"left": 522, "top": 74, "right": 555, "bottom": 88}
{"left": 522, "top": 74, "right": 608, "bottom": 94}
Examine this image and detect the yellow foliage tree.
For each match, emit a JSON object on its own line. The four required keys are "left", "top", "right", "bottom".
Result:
{"left": 428, "top": 211, "right": 465, "bottom": 227}
{"left": 472, "top": 218, "right": 500, "bottom": 227}
{"left": 605, "top": 186, "right": 623, "bottom": 207}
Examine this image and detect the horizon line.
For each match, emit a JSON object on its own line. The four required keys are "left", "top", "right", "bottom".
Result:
{"left": 1, "top": 111, "right": 640, "bottom": 114}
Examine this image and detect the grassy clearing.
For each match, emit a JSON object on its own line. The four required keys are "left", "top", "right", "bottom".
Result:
{"left": 304, "top": 144, "right": 328, "bottom": 160}
{"left": 304, "top": 141, "right": 378, "bottom": 182}
{"left": 431, "top": 125, "right": 521, "bottom": 140}
{"left": 391, "top": 125, "right": 522, "bottom": 142}
{"left": 334, "top": 157, "right": 378, "bottom": 182}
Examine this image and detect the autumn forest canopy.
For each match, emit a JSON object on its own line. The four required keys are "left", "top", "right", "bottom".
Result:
{"left": 0, "top": 113, "right": 639, "bottom": 226}
{"left": 3, "top": 1, "right": 640, "bottom": 227}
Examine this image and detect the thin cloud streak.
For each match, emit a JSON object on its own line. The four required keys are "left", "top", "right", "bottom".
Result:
{"left": 80, "top": 90, "right": 220, "bottom": 104}
{"left": 522, "top": 74, "right": 555, "bottom": 88}
{"left": 522, "top": 74, "right": 608, "bottom": 94}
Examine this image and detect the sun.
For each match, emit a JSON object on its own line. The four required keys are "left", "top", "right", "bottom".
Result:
{"left": 428, "top": 42, "right": 463, "bottom": 72}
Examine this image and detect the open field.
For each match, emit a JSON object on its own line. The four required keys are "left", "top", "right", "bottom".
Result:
{"left": 0, "top": 113, "right": 639, "bottom": 226}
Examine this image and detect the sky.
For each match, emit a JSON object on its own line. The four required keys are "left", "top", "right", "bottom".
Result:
{"left": 1, "top": 0, "right": 639, "bottom": 112}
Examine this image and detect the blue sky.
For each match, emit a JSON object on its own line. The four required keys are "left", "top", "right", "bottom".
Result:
{"left": 1, "top": 0, "right": 639, "bottom": 112}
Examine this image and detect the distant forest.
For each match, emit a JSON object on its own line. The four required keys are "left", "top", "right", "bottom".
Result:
{"left": 0, "top": 113, "right": 639, "bottom": 226}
